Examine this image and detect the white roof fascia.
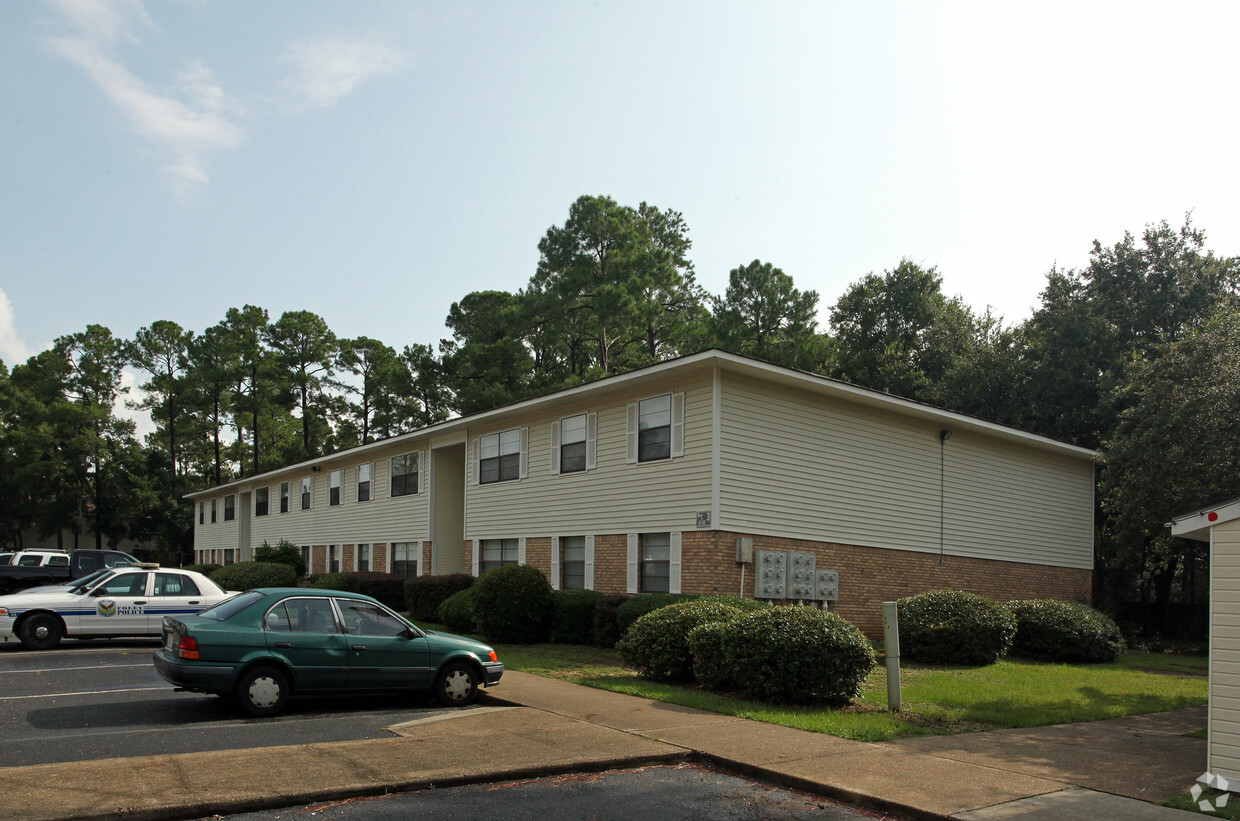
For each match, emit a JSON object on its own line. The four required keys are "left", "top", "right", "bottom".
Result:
{"left": 185, "top": 349, "right": 1098, "bottom": 499}
{"left": 1170, "top": 496, "right": 1240, "bottom": 542}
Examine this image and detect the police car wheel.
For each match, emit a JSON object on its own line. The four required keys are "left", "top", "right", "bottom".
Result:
{"left": 237, "top": 665, "right": 289, "bottom": 717}
{"left": 19, "top": 614, "right": 63, "bottom": 651}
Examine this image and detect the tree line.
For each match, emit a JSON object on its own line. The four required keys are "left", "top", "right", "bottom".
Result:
{"left": 2, "top": 194, "right": 1237, "bottom": 636}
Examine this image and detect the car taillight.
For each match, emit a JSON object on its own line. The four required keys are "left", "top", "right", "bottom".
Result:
{"left": 488, "top": 650, "right": 498, "bottom": 662}
{"left": 177, "top": 636, "right": 200, "bottom": 660}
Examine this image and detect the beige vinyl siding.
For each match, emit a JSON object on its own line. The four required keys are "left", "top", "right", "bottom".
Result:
{"left": 1213, "top": 519, "right": 1240, "bottom": 781}
{"left": 466, "top": 376, "right": 713, "bottom": 538}
{"left": 194, "top": 495, "right": 237, "bottom": 554}
{"left": 242, "top": 444, "right": 430, "bottom": 551}
{"left": 718, "top": 373, "right": 1094, "bottom": 569}
{"left": 432, "top": 446, "right": 467, "bottom": 574}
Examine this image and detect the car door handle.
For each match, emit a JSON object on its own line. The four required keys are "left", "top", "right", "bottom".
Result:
{"left": 187, "top": 601, "right": 200, "bottom": 605}
{"left": 275, "top": 642, "right": 291, "bottom": 648}
{"left": 351, "top": 645, "right": 366, "bottom": 651}
{"left": 134, "top": 601, "right": 147, "bottom": 605}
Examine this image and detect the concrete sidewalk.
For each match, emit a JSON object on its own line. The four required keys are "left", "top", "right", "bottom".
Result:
{"left": 0, "top": 672, "right": 1205, "bottom": 820}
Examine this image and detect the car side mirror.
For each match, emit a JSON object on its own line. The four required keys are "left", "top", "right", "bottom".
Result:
{"left": 401, "top": 628, "right": 416, "bottom": 639}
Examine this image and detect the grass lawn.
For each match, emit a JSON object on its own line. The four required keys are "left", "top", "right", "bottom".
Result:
{"left": 464, "top": 628, "right": 1208, "bottom": 743}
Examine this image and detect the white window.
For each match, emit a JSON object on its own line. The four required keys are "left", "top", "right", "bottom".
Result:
{"left": 329, "top": 470, "right": 342, "bottom": 506}
{"left": 626, "top": 393, "right": 685, "bottom": 464}
{"left": 479, "top": 429, "right": 522, "bottom": 484}
{"left": 328, "top": 545, "right": 340, "bottom": 573}
{"left": 390, "top": 453, "right": 419, "bottom": 497}
{"left": 211, "top": 499, "right": 217, "bottom": 523}
{"left": 300, "top": 477, "right": 313, "bottom": 510}
{"left": 392, "top": 542, "right": 420, "bottom": 578}
{"left": 255, "top": 487, "right": 269, "bottom": 517}
{"left": 357, "top": 464, "right": 372, "bottom": 503}
{"left": 480, "top": 538, "right": 520, "bottom": 572}
{"left": 280, "top": 482, "right": 290, "bottom": 514}
{"left": 552, "top": 413, "right": 597, "bottom": 475}
{"left": 357, "top": 544, "right": 371, "bottom": 572}
{"left": 223, "top": 495, "right": 236, "bottom": 521}
{"left": 627, "top": 532, "right": 682, "bottom": 594}
{"left": 560, "top": 536, "right": 586, "bottom": 589}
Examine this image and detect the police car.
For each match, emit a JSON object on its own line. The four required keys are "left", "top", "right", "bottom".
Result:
{"left": 0, "top": 565, "right": 236, "bottom": 650}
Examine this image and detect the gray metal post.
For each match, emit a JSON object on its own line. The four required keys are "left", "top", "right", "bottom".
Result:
{"left": 882, "top": 601, "right": 901, "bottom": 712}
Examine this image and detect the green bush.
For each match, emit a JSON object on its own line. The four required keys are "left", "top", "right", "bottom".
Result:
{"left": 310, "top": 572, "right": 407, "bottom": 611}
{"left": 693, "top": 606, "right": 875, "bottom": 703}
{"left": 210, "top": 561, "right": 298, "bottom": 591}
{"left": 183, "top": 563, "right": 222, "bottom": 576}
{"left": 1006, "top": 599, "right": 1127, "bottom": 663}
{"left": 592, "top": 594, "right": 630, "bottom": 648}
{"left": 617, "top": 599, "right": 760, "bottom": 682}
{"left": 549, "top": 589, "right": 605, "bottom": 644}
{"left": 615, "top": 593, "right": 697, "bottom": 637}
{"left": 405, "top": 574, "right": 476, "bottom": 622}
{"left": 470, "top": 564, "right": 554, "bottom": 644}
{"left": 897, "top": 590, "right": 1017, "bottom": 666}
{"left": 438, "top": 588, "right": 476, "bottom": 634}
{"left": 254, "top": 539, "right": 305, "bottom": 577}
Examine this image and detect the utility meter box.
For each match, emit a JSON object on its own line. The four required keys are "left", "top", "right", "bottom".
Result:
{"left": 736, "top": 537, "right": 754, "bottom": 564}
{"left": 788, "top": 552, "right": 817, "bottom": 599}
{"left": 754, "top": 549, "right": 786, "bottom": 599}
{"left": 816, "top": 569, "right": 839, "bottom": 602}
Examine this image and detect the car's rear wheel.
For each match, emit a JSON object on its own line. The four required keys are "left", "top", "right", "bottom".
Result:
{"left": 236, "top": 665, "right": 290, "bottom": 717}
{"left": 435, "top": 661, "right": 479, "bottom": 706}
{"left": 19, "top": 613, "right": 63, "bottom": 651}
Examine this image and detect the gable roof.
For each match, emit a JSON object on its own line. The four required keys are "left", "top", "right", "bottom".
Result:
{"left": 186, "top": 348, "right": 1099, "bottom": 499}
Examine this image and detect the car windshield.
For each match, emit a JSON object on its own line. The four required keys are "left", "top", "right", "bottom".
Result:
{"left": 68, "top": 569, "right": 111, "bottom": 592}
{"left": 198, "top": 591, "right": 264, "bottom": 621}
{"left": 84, "top": 571, "right": 118, "bottom": 594}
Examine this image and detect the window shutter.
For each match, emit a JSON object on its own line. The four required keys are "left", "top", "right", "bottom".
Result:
{"left": 470, "top": 439, "right": 479, "bottom": 486}
{"left": 671, "top": 392, "right": 685, "bottom": 458}
{"left": 550, "top": 536, "right": 560, "bottom": 590}
{"left": 550, "top": 422, "right": 561, "bottom": 475}
{"left": 518, "top": 537, "right": 527, "bottom": 565}
{"left": 585, "top": 535, "right": 595, "bottom": 590}
{"left": 519, "top": 427, "right": 529, "bottom": 479}
{"left": 626, "top": 403, "right": 638, "bottom": 464}
{"left": 626, "top": 533, "right": 639, "bottom": 593}
{"left": 419, "top": 451, "right": 427, "bottom": 495}
{"left": 669, "top": 531, "right": 682, "bottom": 594}
{"left": 471, "top": 540, "right": 479, "bottom": 576}
{"left": 586, "top": 412, "right": 597, "bottom": 470}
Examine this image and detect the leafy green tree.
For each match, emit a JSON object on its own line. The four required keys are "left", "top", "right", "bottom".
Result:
{"left": 708, "top": 259, "right": 824, "bottom": 369}
{"left": 828, "top": 260, "right": 975, "bottom": 400}
{"left": 129, "top": 320, "right": 193, "bottom": 476}
{"left": 440, "top": 291, "right": 535, "bottom": 415}
{"left": 338, "top": 336, "right": 401, "bottom": 445}
{"left": 266, "top": 310, "right": 340, "bottom": 458}
{"left": 1099, "top": 303, "right": 1240, "bottom": 623}
{"left": 183, "top": 325, "right": 237, "bottom": 486}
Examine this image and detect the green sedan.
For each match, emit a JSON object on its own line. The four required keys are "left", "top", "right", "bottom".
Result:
{"left": 153, "top": 587, "right": 503, "bottom": 717}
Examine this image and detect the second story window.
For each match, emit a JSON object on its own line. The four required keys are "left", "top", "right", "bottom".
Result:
{"left": 357, "top": 464, "right": 372, "bottom": 503}
{"left": 638, "top": 395, "right": 672, "bottom": 462}
{"left": 280, "top": 482, "right": 290, "bottom": 514}
{"left": 559, "top": 414, "right": 587, "bottom": 473}
{"left": 198, "top": 502, "right": 204, "bottom": 525}
{"left": 300, "top": 477, "right": 313, "bottom": 510}
{"left": 210, "top": 499, "right": 217, "bottom": 523}
{"left": 255, "top": 487, "right": 269, "bottom": 517}
{"left": 329, "top": 470, "right": 342, "bottom": 506}
{"left": 223, "top": 495, "right": 236, "bottom": 521}
{"left": 479, "top": 429, "right": 520, "bottom": 484}
{"left": 391, "top": 453, "right": 419, "bottom": 497}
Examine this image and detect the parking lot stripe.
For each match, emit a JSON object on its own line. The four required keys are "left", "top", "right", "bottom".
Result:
{"left": 6, "top": 663, "right": 149, "bottom": 674}
{"left": 0, "top": 686, "right": 166, "bottom": 701}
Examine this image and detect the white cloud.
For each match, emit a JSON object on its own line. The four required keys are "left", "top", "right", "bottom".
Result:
{"left": 0, "top": 287, "right": 36, "bottom": 368}
{"left": 281, "top": 34, "right": 406, "bottom": 111}
{"left": 46, "top": 0, "right": 244, "bottom": 188}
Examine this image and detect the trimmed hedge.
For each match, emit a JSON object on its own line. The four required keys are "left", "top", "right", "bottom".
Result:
{"left": 550, "top": 589, "right": 605, "bottom": 644}
{"left": 470, "top": 564, "right": 554, "bottom": 644}
{"left": 183, "top": 563, "right": 222, "bottom": 576}
{"left": 592, "top": 594, "right": 631, "bottom": 648}
{"left": 405, "top": 574, "right": 476, "bottom": 622}
{"left": 209, "top": 561, "right": 298, "bottom": 590}
{"left": 254, "top": 539, "right": 305, "bottom": 577}
{"left": 690, "top": 606, "right": 875, "bottom": 703}
{"left": 617, "top": 599, "right": 765, "bottom": 682}
{"left": 1006, "top": 599, "right": 1126, "bottom": 663}
{"left": 310, "top": 572, "right": 407, "bottom": 611}
{"left": 897, "top": 590, "right": 1016, "bottom": 666}
{"left": 438, "top": 588, "right": 476, "bottom": 634}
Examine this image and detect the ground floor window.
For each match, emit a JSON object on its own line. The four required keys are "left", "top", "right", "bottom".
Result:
{"left": 480, "top": 538, "right": 519, "bottom": 573}
{"left": 328, "top": 545, "right": 340, "bottom": 573}
{"left": 301, "top": 545, "right": 311, "bottom": 575}
{"left": 357, "top": 544, "right": 371, "bottom": 572}
{"left": 222, "top": 549, "right": 236, "bottom": 566}
{"left": 640, "top": 532, "right": 670, "bottom": 593}
{"left": 392, "top": 542, "right": 419, "bottom": 577}
{"left": 561, "top": 536, "right": 586, "bottom": 589}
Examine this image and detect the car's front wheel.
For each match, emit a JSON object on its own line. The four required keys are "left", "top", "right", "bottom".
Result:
{"left": 19, "top": 613, "right": 63, "bottom": 651}
{"left": 236, "top": 665, "right": 290, "bottom": 717}
{"left": 435, "top": 661, "right": 479, "bottom": 706}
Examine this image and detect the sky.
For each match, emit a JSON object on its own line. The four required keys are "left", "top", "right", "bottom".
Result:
{"left": 3, "top": 0, "right": 1240, "bottom": 375}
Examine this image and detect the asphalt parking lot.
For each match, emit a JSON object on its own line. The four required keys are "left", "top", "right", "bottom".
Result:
{"left": 0, "top": 640, "right": 476, "bottom": 767}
